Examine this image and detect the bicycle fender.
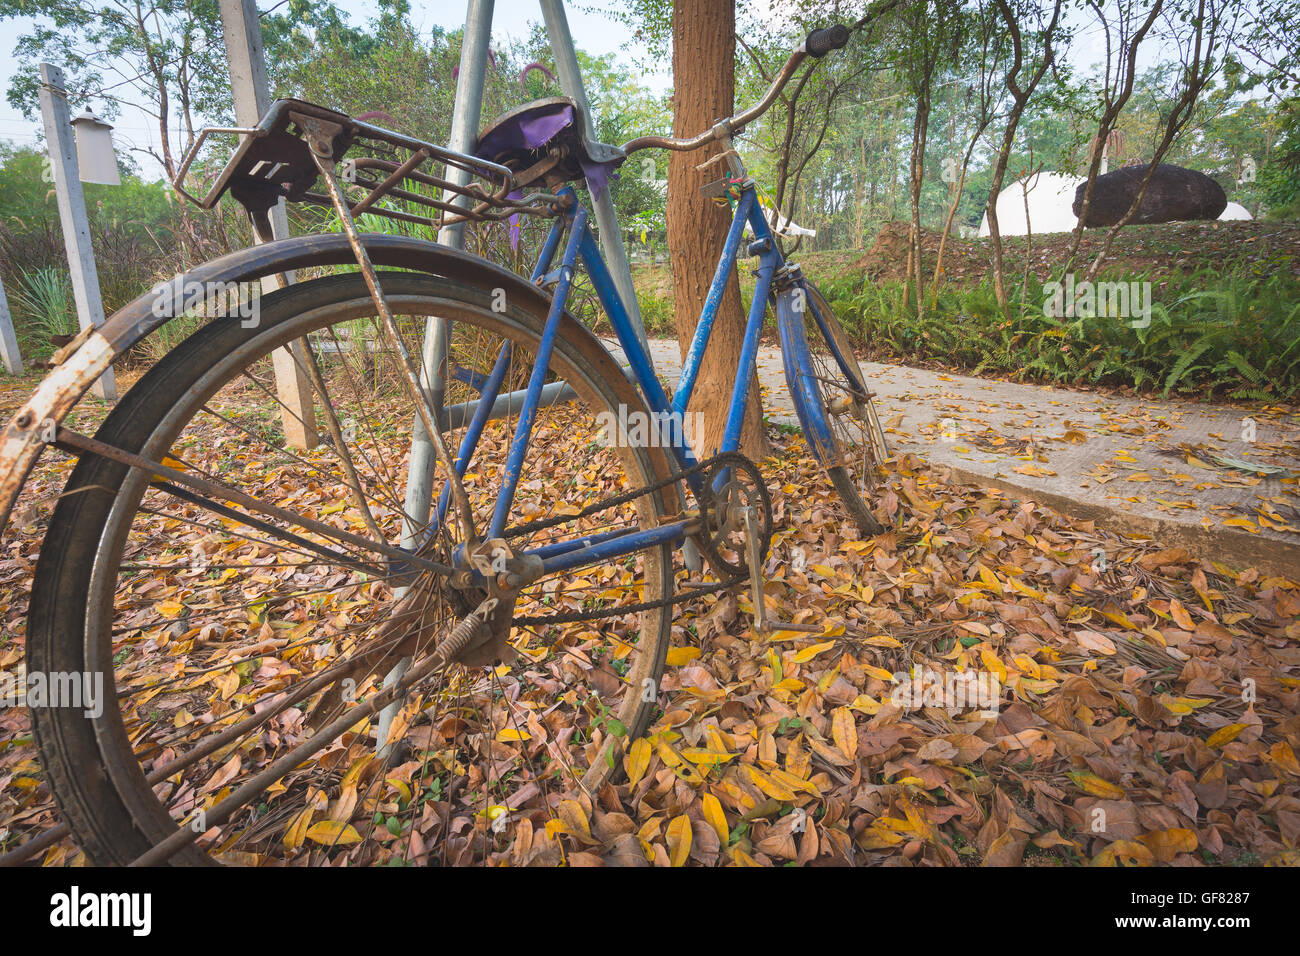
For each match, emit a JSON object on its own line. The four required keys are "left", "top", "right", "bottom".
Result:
{"left": 774, "top": 287, "right": 840, "bottom": 467}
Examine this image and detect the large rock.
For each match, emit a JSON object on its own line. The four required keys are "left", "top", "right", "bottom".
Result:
{"left": 1073, "top": 164, "right": 1227, "bottom": 227}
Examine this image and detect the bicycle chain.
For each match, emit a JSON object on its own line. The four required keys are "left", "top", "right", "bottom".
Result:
{"left": 508, "top": 451, "right": 768, "bottom": 627}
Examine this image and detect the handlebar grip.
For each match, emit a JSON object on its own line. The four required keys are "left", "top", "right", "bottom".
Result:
{"left": 804, "top": 24, "right": 850, "bottom": 57}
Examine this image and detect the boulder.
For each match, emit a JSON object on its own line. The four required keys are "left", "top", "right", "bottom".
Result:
{"left": 1073, "top": 164, "right": 1227, "bottom": 227}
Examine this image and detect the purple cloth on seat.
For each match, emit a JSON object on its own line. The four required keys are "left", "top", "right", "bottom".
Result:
{"left": 475, "top": 102, "right": 618, "bottom": 203}
{"left": 474, "top": 102, "right": 621, "bottom": 249}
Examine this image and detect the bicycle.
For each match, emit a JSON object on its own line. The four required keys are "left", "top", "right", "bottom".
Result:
{"left": 1, "top": 24, "right": 888, "bottom": 865}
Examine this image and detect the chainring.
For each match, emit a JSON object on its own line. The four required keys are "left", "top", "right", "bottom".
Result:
{"left": 695, "top": 451, "right": 774, "bottom": 579}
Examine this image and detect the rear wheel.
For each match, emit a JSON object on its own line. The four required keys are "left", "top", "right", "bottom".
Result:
{"left": 29, "top": 271, "right": 675, "bottom": 865}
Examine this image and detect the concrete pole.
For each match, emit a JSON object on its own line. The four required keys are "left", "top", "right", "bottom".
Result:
{"left": 218, "top": 0, "right": 317, "bottom": 449}
{"left": 539, "top": 0, "right": 650, "bottom": 357}
{"left": 0, "top": 277, "right": 24, "bottom": 375}
{"left": 37, "top": 63, "right": 116, "bottom": 400}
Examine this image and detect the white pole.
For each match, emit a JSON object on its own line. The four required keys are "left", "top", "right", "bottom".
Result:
{"left": 0, "top": 277, "right": 24, "bottom": 375}
{"left": 37, "top": 63, "right": 116, "bottom": 401}
{"left": 218, "top": 0, "right": 317, "bottom": 450}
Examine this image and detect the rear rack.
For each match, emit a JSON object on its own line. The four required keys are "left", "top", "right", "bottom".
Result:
{"left": 172, "top": 99, "right": 569, "bottom": 230}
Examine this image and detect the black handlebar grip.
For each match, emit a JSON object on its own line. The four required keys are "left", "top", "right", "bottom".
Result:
{"left": 805, "top": 24, "right": 850, "bottom": 57}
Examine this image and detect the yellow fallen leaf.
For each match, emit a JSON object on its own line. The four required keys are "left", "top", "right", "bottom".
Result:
{"left": 624, "top": 737, "right": 651, "bottom": 787}
{"left": 655, "top": 739, "right": 683, "bottom": 767}
{"left": 1137, "top": 828, "right": 1198, "bottom": 862}
{"left": 665, "top": 646, "right": 701, "bottom": 667}
{"left": 1068, "top": 771, "right": 1125, "bottom": 799}
{"left": 305, "top": 820, "right": 362, "bottom": 846}
{"left": 732, "top": 847, "right": 762, "bottom": 866}
{"left": 977, "top": 565, "right": 1004, "bottom": 597}
{"left": 283, "top": 807, "right": 314, "bottom": 850}
{"left": 157, "top": 600, "right": 184, "bottom": 619}
{"left": 792, "top": 641, "right": 836, "bottom": 663}
{"left": 667, "top": 813, "right": 692, "bottom": 867}
{"left": 557, "top": 799, "right": 590, "bottom": 838}
{"left": 701, "top": 793, "right": 728, "bottom": 844}
{"left": 747, "top": 766, "right": 797, "bottom": 801}
{"left": 1222, "top": 517, "right": 1259, "bottom": 533}
{"left": 1206, "top": 723, "right": 1246, "bottom": 748}
{"left": 680, "top": 747, "right": 736, "bottom": 765}
{"left": 979, "top": 649, "right": 1008, "bottom": 683}
{"left": 863, "top": 664, "right": 896, "bottom": 682}
{"left": 1091, "top": 839, "right": 1153, "bottom": 867}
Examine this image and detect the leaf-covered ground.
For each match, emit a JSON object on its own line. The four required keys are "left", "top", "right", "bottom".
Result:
{"left": 1, "top": 390, "right": 1297, "bottom": 865}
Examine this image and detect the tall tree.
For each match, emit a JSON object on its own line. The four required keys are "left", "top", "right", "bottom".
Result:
{"left": 1078, "top": 0, "right": 1237, "bottom": 282}
{"left": 666, "top": 0, "right": 767, "bottom": 459}
{"left": 895, "top": 0, "right": 961, "bottom": 319}
{"left": 983, "top": 0, "right": 1064, "bottom": 313}
{"left": 2, "top": 0, "right": 232, "bottom": 179}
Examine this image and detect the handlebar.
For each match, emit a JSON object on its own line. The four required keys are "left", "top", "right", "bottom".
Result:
{"left": 804, "top": 24, "right": 850, "bottom": 57}
{"left": 619, "top": 23, "right": 849, "bottom": 157}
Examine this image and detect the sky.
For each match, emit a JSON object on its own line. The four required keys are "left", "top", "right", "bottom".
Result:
{"left": 0, "top": 0, "right": 669, "bottom": 178}
{"left": 0, "top": 1, "right": 1250, "bottom": 182}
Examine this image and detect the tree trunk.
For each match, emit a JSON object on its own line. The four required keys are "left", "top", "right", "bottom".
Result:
{"left": 668, "top": 0, "right": 767, "bottom": 460}
{"left": 908, "top": 91, "right": 930, "bottom": 318}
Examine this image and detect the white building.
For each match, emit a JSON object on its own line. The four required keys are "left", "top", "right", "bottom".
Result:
{"left": 978, "top": 171, "right": 1081, "bottom": 237}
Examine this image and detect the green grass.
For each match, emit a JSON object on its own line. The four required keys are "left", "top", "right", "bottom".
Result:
{"left": 631, "top": 267, "right": 1300, "bottom": 401}
{"left": 816, "top": 270, "right": 1300, "bottom": 401}
{"left": 9, "top": 268, "right": 76, "bottom": 354}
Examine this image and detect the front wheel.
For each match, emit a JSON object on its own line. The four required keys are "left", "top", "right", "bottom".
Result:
{"left": 28, "top": 270, "right": 676, "bottom": 865}
{"left": 778, "top": 280, "right": 887, "bottom": 536}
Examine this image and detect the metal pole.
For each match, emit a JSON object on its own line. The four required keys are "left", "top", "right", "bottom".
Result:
{"left": 218, "top": 0, "right": 317, "bottom": 450}
{"left": 37, "top": 63, "right": 116, "bottom": 401}
{"left": 401, "top": 0, "right": 495, "bottom": 552}
{"left": 0, "top": 278, "right": 23, "bottom": 376}
{"left": 539, "top": 0, "right": 650, "bottom": 357}
{"left": 380, "top": 0, "right": 496, "bottom": 752}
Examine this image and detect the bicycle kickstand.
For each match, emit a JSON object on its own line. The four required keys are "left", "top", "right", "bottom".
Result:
{"left": 742, "top": 506, "right": 822, "bottom": 638}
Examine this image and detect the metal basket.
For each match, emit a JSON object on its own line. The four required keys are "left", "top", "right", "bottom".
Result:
{"left": 172, "top": 99, "right": 569, "bottom": 231}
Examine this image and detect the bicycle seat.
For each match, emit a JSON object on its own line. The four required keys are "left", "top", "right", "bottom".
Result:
{"left": 475, "top": 96, "right": 625, "bottom": 198}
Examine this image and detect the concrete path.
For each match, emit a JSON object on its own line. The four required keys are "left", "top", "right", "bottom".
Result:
{"left": 606, "top": 336, "right": 1300, "bottom": 577}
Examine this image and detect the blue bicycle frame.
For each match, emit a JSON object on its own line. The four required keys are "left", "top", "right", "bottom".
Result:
{"left": 433, "top": 183, "right": 818, "bottom": 583}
